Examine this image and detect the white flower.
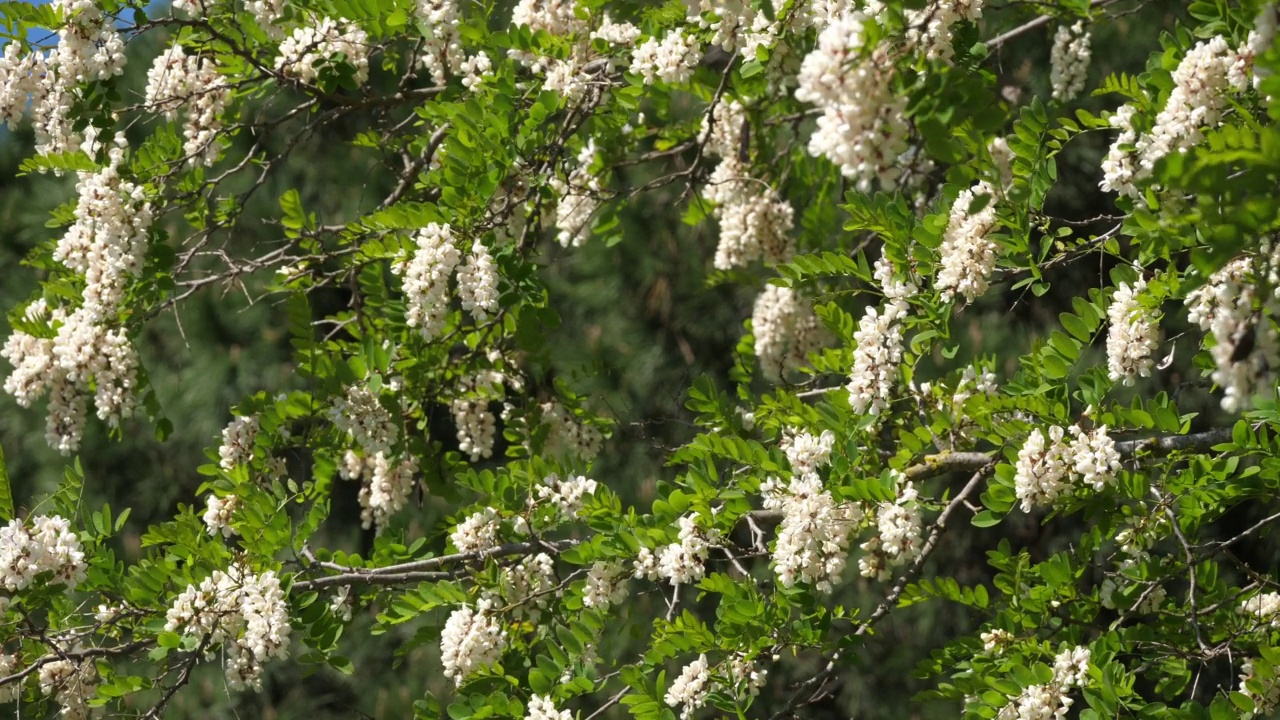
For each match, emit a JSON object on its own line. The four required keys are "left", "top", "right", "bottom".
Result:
{"left": 773, "top": 472, "right": 862, "bottom": 591}
{"left": 1013, "top": 426, "right": 1071, "bottom": 512}
{"left": 452, "top": 398, "right": 497, "bottom": 461}
{"left": 751, "top": 285, "right": 826, "bottom": 382}
{"left": 1187, "top": 254, "right": 1280, "bottom": 412}
{"left": 592, "top": 14, "right": 641, "bottom": 45}
{"left": 1051, "top": 646, "right": 1090, "bottom": 687}
{"left": 782, "top": 429, "right": 836, "bottom": 475}
{"left": 847, "top": 259, "right": 913, "bottom": 415}
{"left": 936, "top": 181, "right": 999, "bottom": 303}
{"left": 144, "top": 44, "right": 230, "bottom": 165}
{"left": 165, "top": 566, "right": 291, "bottom": 690}
{"left": 795, "top": 13, "right": 909, "bottom": 191}
{"left": 203, "top": 494, "right": 239, "bottom": 537}
{"left": 275, "top": 17, "right": 370, "bottom": 86}
{"left": 1099, "top": 104, "right": 1141, "bottom": 198}
{"left": 452, "top": 507, "right": 502, "bottom": 554}
{"left": 1242, "top": 591, "right": 1280, "bottom": 627}
{"left": 1240, "top": 659, "right": 1280, "bottom": 714}
{"left": 981, "top": 628, "right": 1013, "bottom": 653}
{"left": 415, "top": 0, "right": 466, "bottom": 84}
{"left": 457, "top": 241, "right": 500, "bottom": 322}
{"left": 656, "top": 514, "right": 715, "bottom": 585}
{"left": 630, "top": 29, "right": 702, "bottom": 85}
{"left": 1066, "top": 425, "right": 1121, "bottom": 492}
{"left": 905, "top": 0, "right": 984, "bottom": 62}
{"left": 1105, "top": 278, "right": 1159, "bottom": 385}
{"left": 219, "top": 414, "right": 259, "bottom": 470}
{"left": 0, "top": 514, "right": 87, "bottom": 591}
{"left": 540, "top": 400, "right": 603, "bottom": 461}
{"left": 395, "top": 222, "right": 463, "bottom": 338}
{"left": 525, "top": 694, "right": 572, "bottom": 720}
{"left": 38, "top": 658, "right": 97, "bottom": 720}
{"left": 549, "top": 140, "right": 602, "bottom": 247}
{"left": 664, "top": 654, "right": 712, "bottom": 719}
{"left": 582, "top": 560, "right": 628, "bottom": 609}
{"left": 357, "top": 452, "right": 418, "bottom": 531}
{"left": 537, "top": 473, "right": 598, "bottom": 518}
{"left": 440, "top": 599, "right": 506, "bottom": 685}
{"left": 1050, "top": 22, "right": 1091, "bottom": 102}
{"left": 329, "top": 384, "right": 398, "bottom": 454}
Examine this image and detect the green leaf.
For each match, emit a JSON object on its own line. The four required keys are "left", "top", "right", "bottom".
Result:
{"left": 0, "top": 443, "right": 11, "bottom": 522}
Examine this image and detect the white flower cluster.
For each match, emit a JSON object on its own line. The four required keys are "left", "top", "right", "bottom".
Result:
{"left": 906, "top": 0, "right": 985, "bottom": 63}
{"left": 3, "top": 304, "right": 140, "bottom": 454}
{"left": 751, "top": 285, "right": 826, "bottom": 382}
{"left": 203, "top": 494, "right": 239, "bottom": 538}
{"left": 539, "top": 400, "right": 603, "bottom": 461}
{"left": 796, "top": 13, "right": 909, "bottom": 191}
{"left": 665, "top": 654, "right": 712, "bottom": 720}
{"left": 782, "top": 429, "right": 836, "bottom": 475}
{"left": 1105, "top": 277, "right": 1159, "bottom": 386}
{"left": 0, "top": 129, "right": 151, "bottom": 451}
{"left": 952, "top": 365, "right": 999, "bottom": 406}
{"left": 708, "top": 162, "right": 796, "bottom": 270}
{"left": 39, "top": 658, "right": 98, "bottom": 720}
{"left": 1187, "top": 254, "right": 1280, "bottom": 412}
{"left": 457, "top": 241, "right": 500, "bottom": 322}
{"left": 219, "top": 414, "right": 259, "bottom": 470}
{"left": 398, "top": 228, "right": 500, "bottom": 336}
{"left": 936, "top": 182, "right": 999, "bottom": 303}
{"left": 144, "top": 44, "right": 230, "bottom": 165}
{"left": 859, "top": 478, "right": 922, "bottom": 581}
{"left": 452, "top": 507, "right": 502, "bottom": 554}
{"left": 497, "top": 552, "right": 557, "bottom": 617}
{"left": 536, "top": 473, "right": 598, "bottom": 519}
{"left": 0, "top": 514, "right": 87, "bottom": 591}
{"left": 415, "top": 0, "right": 466, "bottom": 85}
{"left": 1098, "top": 104, "right": 1140, "bottom": 197}
{"left": 766, "top": 428, "right": 863, "bottom": 590}
{"left": 165, "top": 567, "right": 292, "bottom": 690}
{"left": 701, "top": 102, "right": 795, "bottom": 270}
{"left": 398, "top": 223, "right": 462, "bottom": 336}
{"left": 1101, "top": 36, "right": 1249, "bottom": 198}
{"left": 453, "top": 368, "right": 512, "bottom": 461}
{"left": 354, "top": 451, "right": 419, "bottom": 531}
{"left": 582, "top": 560, "right": 628, "bottom": 609}
{"left": 688, "top": 0, "right": 785, "bottom": 60}
{"left": 634, "top": 513, "right": 718, "bottom": 586}
{"left": 1050, "top": 22, "right": 1092, "bottom": 102}
{"left": 1013, "top": 425, "right": 1121, "bottom": 512}
{"left": 1242, "top": 592, "right": 1280, "bottom": 627}
{"left": 440, "top": 598, "right": 507, "bottom": 685}
{"left": 0, "top": 1, "right": 126, "bottom": 156}
{"left": 330, "top": 383, "right": 398, "bottom": 454}
{"left": 769, "top": 472, "right": 862, "bottom": 591}
{"left": 511, "top": 0, "right": 583, "bottom": 37}
{"left": 981, "top": 628, "right": 1014, "bottom": 653}
{"left": 996, "top": 646, "right": 1090, "bottom": 720}
{"left": 631, "top": 29, "right": 702, "bottom": 85}
{"left": 1239, "top": 659, "right": 1280, "bottom": 715}
{"left": 59, "top": 142, "right": 153, "bottom": 318}
{"left": 847, "top": 258, "right": 914, "bottom": 415}
{"left": 275, "top": 17, "right": 370, "bottom": 87}
{"left": 525, "top": 694, "right": 572, "bottom": 720}
{"left": 549, "top": 140, "right": 603, "bottom": 248}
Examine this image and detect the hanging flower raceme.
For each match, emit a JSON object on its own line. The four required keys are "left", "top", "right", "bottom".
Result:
{"left": 440, "top": 598, "right": 507, "bottom": 685}
{"left": 847, "top": 258, "right": 914, "bottom": 415}
{"left": 275, "top": 17, "right": 370, "bottom": 86}
{"left": 1050, "top": 21, "right": 1092, "bottom": 102}
{"left": 751, "top": 285, "right": 827, "bottom": 382}
{"left": 1187, "top": 251, "right": 1280, "bottom": 411}
{"left": 936, "top": 181, "right": 999, "bottom": 304}
{"left": 795, "top": 12, "right": 910, "bottom": 191}
{"left": 549, "top": 140, "right": 603, "bottom": 248}
{"left": 144, "top": 44, "right": 231, "bottom": 165}
{"left": 165, "top": 566, "right": 292, "bottom": 690}
{"left": 1105, "top": 277, "right": 1160, "bottom": 386}
{"left": 394, "top": 222, "right": 463, "bottom": 339}
{"left": 1014, "top": 424, "right": 1120, "bottom": 511}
